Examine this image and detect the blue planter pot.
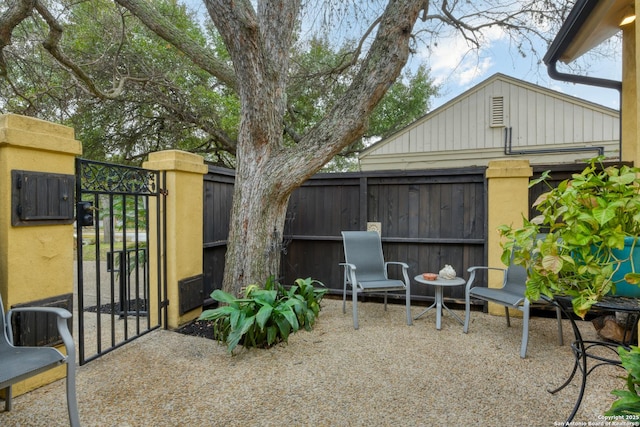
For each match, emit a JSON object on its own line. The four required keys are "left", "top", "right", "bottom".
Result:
{"left": 610, "top": 236, "right": 640, "bottom": 297}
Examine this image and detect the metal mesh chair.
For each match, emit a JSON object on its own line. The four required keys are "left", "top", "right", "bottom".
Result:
{"left": 0, "top": 293, "right": 79, "bottom": 426}
{"left": 340, "top": 231, "right": 412, "bottom": 329}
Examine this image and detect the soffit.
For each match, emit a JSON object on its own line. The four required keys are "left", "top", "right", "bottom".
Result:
{"left": 545, "top": 0, "right": 632, "bottom": 64}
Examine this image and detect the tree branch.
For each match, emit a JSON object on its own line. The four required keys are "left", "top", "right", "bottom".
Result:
{"left": 35, "top": 0, "right": 150, "bottom": 99}
{"left": 116, "top": 0, "right": 238, "bottom": 91}
{"left": 288, "top": 0, "right": 426, "bottom": 181}
{"left": 422, "top": 0, "right": 563, "bottom": 49}
{"left": 0, "top": 0, "right": 36, "bottom": 76}
{"left": 293, "top": 15, "right": 381, "bottom": 83}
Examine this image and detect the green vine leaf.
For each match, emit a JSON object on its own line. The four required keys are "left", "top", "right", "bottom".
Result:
{"left": 499, "top": 157, "right": 640, "bottom": 319}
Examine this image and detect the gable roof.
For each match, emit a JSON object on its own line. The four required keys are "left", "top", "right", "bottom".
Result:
{"left": 360, "top": 72, "right": 619, "bottom": 158}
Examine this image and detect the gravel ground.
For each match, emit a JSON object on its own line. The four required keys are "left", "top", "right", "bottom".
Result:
{"left": 1, "top": 298, "right": 631, "bottom": 427}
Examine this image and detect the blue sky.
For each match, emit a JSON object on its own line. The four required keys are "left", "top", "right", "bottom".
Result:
{"left": 182, "top": 1, "right": 623, "bottom": 112}
{"left": 416, "top": 29, "right": 623, "bottom": 112}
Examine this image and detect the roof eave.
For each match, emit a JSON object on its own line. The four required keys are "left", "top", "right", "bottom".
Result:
{"left": 544, "top": 0, "right": 631, "bottom": 65}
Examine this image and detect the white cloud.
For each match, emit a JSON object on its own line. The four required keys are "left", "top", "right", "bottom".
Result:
{"left": 457, "top": 57, "right": 494, "bottom": 86}
{"left": 422, "top": 26, "right": 508, "bottom": 87}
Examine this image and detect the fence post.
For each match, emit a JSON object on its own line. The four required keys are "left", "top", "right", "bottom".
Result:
{"left": 143, "top": 150, "right": 208, "bottom": 329}
{"left": 0, "top": 114, "right": 82, "bottom": 395}
{"left": 485, "top": 159, "right": 532, "bottom": 316}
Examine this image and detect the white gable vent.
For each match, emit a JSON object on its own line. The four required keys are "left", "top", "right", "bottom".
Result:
{"left": 490, "top": 96, "right": 505, "bottom": 127}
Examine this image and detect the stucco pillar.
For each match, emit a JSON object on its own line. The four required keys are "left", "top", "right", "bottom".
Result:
{"left": 622, "top": 16, "right": 638, "bottom": 163}
{"left": 143, "top": 150, "right": 208, "bottom": 329}
{"left": 0, "top": 114, "right": 82, "bottom": 395}
{"left": 627, "top": 7, "right": 640, "bottom": 343}
{"left": 485, "top": 159, "right": 532, "bottom": 316}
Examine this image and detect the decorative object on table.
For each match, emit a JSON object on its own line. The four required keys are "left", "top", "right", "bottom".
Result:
{"left": 438, "top": 264, "right": 456, "bottom": 280}
{"left": 499, "top": 156, "right": 640, "bottom": 318}
{"left": 422, "top": 272, "right": 438, "bottom": 281}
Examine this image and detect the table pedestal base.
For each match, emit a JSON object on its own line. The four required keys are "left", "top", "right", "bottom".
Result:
{"left": 414, "top": 286, "right": 464, "bottom": 330}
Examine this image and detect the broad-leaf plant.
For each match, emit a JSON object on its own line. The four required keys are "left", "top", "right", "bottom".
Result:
{"left": 605, "top": 346, "right": 640, "bottom": 418}
{"left": 199, "top": 276, "right": 328, "bottom": 353}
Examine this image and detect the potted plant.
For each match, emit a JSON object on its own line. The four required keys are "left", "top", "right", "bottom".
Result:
{"left": 499, "top": 157, "right": 640, "bottom": 419}
{"left": 498, "top": 156, "right": 640, "bottom": 319}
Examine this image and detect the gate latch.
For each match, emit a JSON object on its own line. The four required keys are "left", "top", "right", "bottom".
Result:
{"left": 77, "top": 201, "right": 95, "bottom": 227}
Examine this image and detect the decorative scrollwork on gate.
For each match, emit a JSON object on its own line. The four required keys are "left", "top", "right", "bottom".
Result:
{"left": 77, "top": 159, "right": 159, "bottom": 195}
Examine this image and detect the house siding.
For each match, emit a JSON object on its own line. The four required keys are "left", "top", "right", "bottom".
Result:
{"left": 360, "top": 73, "right": 620, "bottom": 171}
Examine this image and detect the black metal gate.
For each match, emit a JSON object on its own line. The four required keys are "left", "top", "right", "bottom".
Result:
{"left": 75, "top": 159, "right": 166, "bottom": 365}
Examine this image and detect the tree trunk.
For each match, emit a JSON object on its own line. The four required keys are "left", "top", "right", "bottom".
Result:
{"left": 218, "top": 0, "right": 424, "bottom": 294}
{"left": 107, "top": 0, "right": 426, "bottom": 294}
{"left": 223, "top": 169, "right": 290, "bottom": 296}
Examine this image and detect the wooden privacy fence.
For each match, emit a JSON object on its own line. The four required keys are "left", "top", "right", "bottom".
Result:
{"left": 203, "top": 166, "right": 487, "bottom": 305}
{"left": 203, "top": 162, "right": 604, "bottom": 307}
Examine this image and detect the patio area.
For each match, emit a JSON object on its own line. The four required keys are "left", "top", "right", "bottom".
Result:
{"left": 1, "top": 297, "right": 626, "bottom": 427}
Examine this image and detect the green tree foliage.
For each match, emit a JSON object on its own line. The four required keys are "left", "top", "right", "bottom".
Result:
{"left": 2, "top": 0, "right": 240, "bottom": 165}
{"left": 1, "top": 2, "right": 434, "bottom": 169}
{"left": 287, "top": 37, "right": 436, "bottom": 171}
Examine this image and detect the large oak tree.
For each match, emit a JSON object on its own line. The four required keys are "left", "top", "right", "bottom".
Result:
{"left": 1, "top": 0, "right": 569, "bottom": 295}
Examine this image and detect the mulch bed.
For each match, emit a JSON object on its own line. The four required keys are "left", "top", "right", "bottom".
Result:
{"left": 175, "top": 319, "right": 216, "bottom": 340}
{"left": 84, "top": 298, "right": 148, "bottom": 314}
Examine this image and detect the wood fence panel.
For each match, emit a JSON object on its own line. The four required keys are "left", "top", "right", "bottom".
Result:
{"left": 203, "top": 166, "right": 487, "bottom": 305}
{"left": 202, "top": 167, "right": 234, "bottom": 301}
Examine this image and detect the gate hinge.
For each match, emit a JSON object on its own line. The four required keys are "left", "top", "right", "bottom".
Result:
{"left": 159, "top": 188, "right": 169, "bottom": 196}
{"left": 160, "top": 299, "right": 170, "bottom": 308}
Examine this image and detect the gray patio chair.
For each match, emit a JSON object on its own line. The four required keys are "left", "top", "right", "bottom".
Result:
{"left": 463, "top": 264, "right": 563, "bottom": 358}
{"left": 340, "top": 231, "right": 412, "bottom": 329}
{"left": 0, "top": 293, "right": 80, "bottom": 426}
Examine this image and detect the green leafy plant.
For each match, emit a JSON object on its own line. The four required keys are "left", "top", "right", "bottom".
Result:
{"left": 198, "top": 276, "right": 328, "bottom": 353}
{"left": 498, "top": 157, "right": 640, "bottom": 318}
{"left": 605, "top": 345, "right": 640, "bottom": 418}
